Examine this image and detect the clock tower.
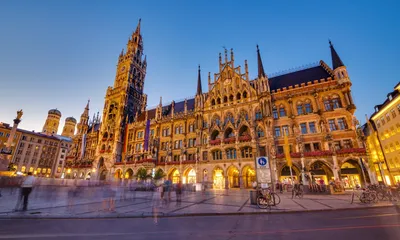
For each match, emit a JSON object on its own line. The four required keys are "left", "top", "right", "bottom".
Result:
{"left": 95, "top": 19, "right": 147, "bottom": 179}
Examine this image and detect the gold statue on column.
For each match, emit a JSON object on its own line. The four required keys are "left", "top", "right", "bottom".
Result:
{"left": 16, "top": 109, "right": 23, "bottom": 120}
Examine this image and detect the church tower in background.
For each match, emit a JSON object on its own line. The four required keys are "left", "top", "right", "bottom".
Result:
{"left": 95, "top": 19, "right": 147, "bottom": 178}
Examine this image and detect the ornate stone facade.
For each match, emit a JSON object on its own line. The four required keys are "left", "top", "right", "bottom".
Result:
{"left": 66, "top": 21, "right": 370, "bottom": 189}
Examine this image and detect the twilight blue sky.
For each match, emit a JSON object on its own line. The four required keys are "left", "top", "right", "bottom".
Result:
{"left": 0, "top": 0, "right": 399, "bottom": 132}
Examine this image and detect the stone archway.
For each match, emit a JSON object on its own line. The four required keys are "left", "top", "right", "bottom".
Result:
{"left": 124, "top": 168, "right": 134, "bottom": 179}
{"left": 86, "top": 172, "right": 91, "bottom": 180}
{"left": 183, "top": 167, "right": 196, "bottom": 184}
{"left": 168, "top": 168, "right": 180, "bottom": 184}
{"left": 99, "top": 169, "right": 107, "bottom": 181}
{"left": 227, "top": 165, "right": 240, "bottom": 188}
{"left": 242, "top": 165, "right": 256, "bottom": 188}
{"left": 309, "top": 160, "right": 333, "bottom": 185}
{"left": 213, "top": 166, "right": 224, "bottom": 189}
{"left": 114, "top": 169, "right": 123, "bottom": 180}
{"left": 280, "top": 165, "right": 300, "bottom": 184}
{"left": 340, "top": 159, "right": 364, "bottom": 188}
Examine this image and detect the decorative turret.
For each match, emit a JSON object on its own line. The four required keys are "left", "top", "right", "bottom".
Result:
{"left": 256, "top": 45, "right": 270, "bottom": 93}
{"left": 156, "top": 96, "right": 162, "bottom": 120}
{"left": 329, "top": 40, "right": 350, "bottom": 84}
{"left": 77, "top": 100, "right": 90, "bottom": 135}
{"left": 42, "top": 109, "right": 62, "bottom": 135}
{"left": 196, "top": 65, "right": 202, "bottom": 96}
{"left": 62, "top": 117, "right": 76, "bottom": 138}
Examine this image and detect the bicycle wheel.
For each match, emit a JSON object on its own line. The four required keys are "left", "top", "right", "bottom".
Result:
{"left": 359, "top": 193, "right": 368, "bottom": 203}
{"left": 256, "top": 196, "right": 270, "bottom": 209}
{"left": 271, "top": 193, "right": 281, "bottom": 206}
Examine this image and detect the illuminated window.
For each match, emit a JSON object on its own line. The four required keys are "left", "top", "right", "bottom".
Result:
{"left": 391, "top": 109, "right": 397, "bottom": 118}
{"left": 384, "top": 146, "right": 389, "bottom": 153}
{"left": 391, "top": 127, "right": 396, "bottom": 136}
{"left": 381, "top": 117, "right": 386, "bottom": 125}
{"left": 395, "top": 141, "right": 400, "bottom": 150}
{"left": 376, "top": 120, "right": 381, "bottom": 128}
{"left": 21, "top": 166, "right": 26, "bottom": 172}
{"left": 386, "top": 113, "right": 391, "bottom": 122}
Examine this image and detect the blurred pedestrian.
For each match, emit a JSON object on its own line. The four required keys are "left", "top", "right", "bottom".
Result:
{"left": 15, "top": 172, "right": 36, "bottom": 211}
{"left": 176, "top": 181, "right": 182, "bottom": 202}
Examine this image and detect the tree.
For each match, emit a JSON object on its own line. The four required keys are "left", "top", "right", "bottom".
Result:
{"left": 135, "top": 168, "right": 150, "bottom": 181}
{"left": 153, "top": 169, "right": 166, "bottom": 180}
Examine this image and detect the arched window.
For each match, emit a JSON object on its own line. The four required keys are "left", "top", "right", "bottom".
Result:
{"left": 223, "top": 96, "right": 228, "bottom": 103}
{"left": 297, "top": 102, "right": 304, "bottom": 115}
{"left": 257, "top": 127, "right": 265, "bottom": 138}
{"left": 304, "top": 101, "right": 312, "bottom": 113}
{"left": 211, "top": 130, "right": 220, "bottom": 140}
{"left": 240, "top": 110, "right": 249, "bottom": 121}
{"left": 243, "top": 91, "right": 248, "bottom": 98}
{"left": 211, "top": 99, "right": 216, "bottom": 106}
{"left": 229, "top": 95, "right": 234, "bottom": 101}
{"left": 217, "top": 98, "right": 221, "bottom": 104}
{"left": 272, "top": 107, "right": 278, "bottom": 119}
{"left": 226, "top": 148, "right": 237, "bottom": 159}
{"left": 255, "top": 109, "right": 262, "bottom": 120}
{"left": 279, "top": 106, "right": 286, "bottom": 117}
{"left": 237, "top": 93, "right": 241, "bottom": 100}
{"left": 212, "top": 115, "right": 221, "bottom": 126}
{"left": 225, "top": 112, "right": 235, "bottom": 124}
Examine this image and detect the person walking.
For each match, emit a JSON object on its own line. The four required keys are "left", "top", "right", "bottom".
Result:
{"left": 18, "top": 172, "right": 36, "bottom": 211}
{"left": 176, "top": 181, "right": 182, "bottom": 202}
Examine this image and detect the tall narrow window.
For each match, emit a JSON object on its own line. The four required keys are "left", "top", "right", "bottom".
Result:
{"left": 329, "top": 119, "right": 337, "bottom": 131}
{"left": 305, "top": 103, "right": 312, "bottom": 113}
{"left": 300, "top": 123, "right": 308, "bottom": 134}
{"left": 324, "top": 100, "right": 332, "bottom": 111}
{"left": 282, "top": 125, "right": 289, "bottom": 136}
{"left": 332, "top": 98, "right": 341, "bottom": 109}
{"left": 279, "top": 107, "right": 286, "bottom": 117}
{"left": 272, "top": 109, "right": 278, "bottom": 119}
{"left": 274, "top": 127, "right": 281, "bottom": 137}
{"left": 309, "top": 122, "right": 316, "bottom": 133}
{"left": 337, "top": 118, "right": 347, "bottom": 130}
{"left": 297, "top": 105, "right": 304, "bottom": 115}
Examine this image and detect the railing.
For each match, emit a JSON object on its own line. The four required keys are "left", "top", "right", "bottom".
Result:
{"left": 223, "top": 137, "right": 236, "bottom": 144}
{"left": 210, "top": 139, "right": 221, "bottom": 145}
{"left": 336, "top": 148, "right": 366, "bottom": 155}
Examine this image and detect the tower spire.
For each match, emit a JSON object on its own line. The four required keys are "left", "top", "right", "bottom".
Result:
{"left": 196, "top": 65, "right": 202, "bottom": 95}
{"left": 83, "top": 99, "right": 90, "bottom": 117}
{"left": 257, "top": 45, "right": 266, "bottom": 78}
{"left": 329, "top": 40, "right": 344, "bottom": 69}
{"left": 135, "top": 18, "right": 141, "bottom": 34}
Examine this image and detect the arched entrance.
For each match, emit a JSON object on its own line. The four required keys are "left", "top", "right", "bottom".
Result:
{"left": 213, "top": 167, "right": 224, "bottom": 189}
{"left": 227, "top": 165, "right": 240, "bottom": 188}
{"left": 309, "top": 161, "right": 333, "bottom": 185}
{"left": 280, "top": 165, "right": 300, "bottom": 185}
{"left": 114, "top": 169, "right": 122, "bottom": 180}
{"left": 340, "top": 160, "right": 363, "bottom": 189}
{"left": 168, "top": 169, "right": 180, "bottom": 184}
{"left": 100, "top": 170, "right": 107, "bottom": 180}
{"left": 242, "top": 165, "right": 256, "bottom": 188}
{"left": 183, "top": 168, "right": 196, "bottom": 184}
{"left": 86, "top": 172, "right": 91, "bottom": 180}
{"left": 124, "top": 168, "right": 134, "bottom": 179}
{"left": 98, "top": 157, "right": 105, "bottom": 168}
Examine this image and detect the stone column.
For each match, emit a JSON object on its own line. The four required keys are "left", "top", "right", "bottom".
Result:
{"left": 0, "top": 110, "right": 23, "bottom": 171}
{"left": 225, "top": 176, "right": 229, "bottom": 189}
{"left": 343, "top": 91, "right": 351, "bottom": 106}
{"left": 239, "top": 175, "right": 244, "bottom": 189}
{"left": 332, "top": 155, "right": 340, "bottom": 180}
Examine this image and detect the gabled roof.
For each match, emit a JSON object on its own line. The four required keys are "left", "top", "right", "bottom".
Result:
{"left": 269, "top": 64, "right": 332, "bottom": 91}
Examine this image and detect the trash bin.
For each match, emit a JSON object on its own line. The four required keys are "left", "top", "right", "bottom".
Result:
{"left": 250, "top": 190, "right": 257, "bottom": 205}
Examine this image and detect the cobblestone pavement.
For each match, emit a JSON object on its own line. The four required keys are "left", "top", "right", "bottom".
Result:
{"left": 0, "top": 186, "right": 398, "bottom": 218}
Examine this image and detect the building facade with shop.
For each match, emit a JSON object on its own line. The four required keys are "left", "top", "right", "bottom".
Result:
{"left": 368, "top": 82, "right": 400, "bottom": 185}
{"left": 65, "top": 21, "right": 370, "bottom": 189}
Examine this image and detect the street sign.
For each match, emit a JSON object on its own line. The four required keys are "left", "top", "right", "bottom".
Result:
{"left": 256, "top": 157, "right": 269, "bottom": 168}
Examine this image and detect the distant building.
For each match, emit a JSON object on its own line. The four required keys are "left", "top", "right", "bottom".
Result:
{"left": 369, "top": 82, "right": 400, "bottom": 184}
{"left": 0, "top": 122, "right": 22, "bottom": 162}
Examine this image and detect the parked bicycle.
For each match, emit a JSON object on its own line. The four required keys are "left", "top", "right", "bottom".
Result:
{"left": 256, "top": 187, "right": 274, "bottom": 209}
{"left": 292, "top": 183, "right": 304, "bottom": 199}
{"left": 351, "top": 188, "right": 378, "bottom": 204}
